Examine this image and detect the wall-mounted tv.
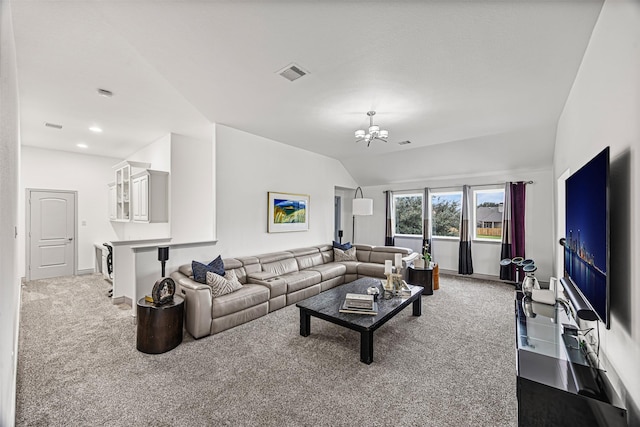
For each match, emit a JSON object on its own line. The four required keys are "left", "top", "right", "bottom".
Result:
{"left": 564, "top": 146, "right": 610, "bottom": 328}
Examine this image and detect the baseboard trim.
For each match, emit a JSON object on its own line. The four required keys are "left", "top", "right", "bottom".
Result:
{"left": 438, "top": 269, "right": 507, "bottom": 283}
{"left": 111, "top": 296, "right": 132, "bottom": 307}
{"left": 77, "top": 269, "right": 94, "bottom": 276}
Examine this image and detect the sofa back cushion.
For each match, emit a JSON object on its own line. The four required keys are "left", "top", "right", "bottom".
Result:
{"left": 354, "top": 244, "right": 373, "bottom": 262}
{"left": 222, "top": 258, "right": 248, "bottom": 285}
{"left": 237, "top": 257, "right": 261, "bottom": 280}
{"left": 262, "top": 257, "right": 299, "bottom": 275}
{"left": 289, "top": 247, "right": 319, "bottom": 257}
{"left": 296, "top": 253, "right": 324, "bottom": 270}
{"left": 368, "top": 251, "right": 397, "bottom": 264}
{"left": 318, "top": 245, "right": 334, "bottom": 263}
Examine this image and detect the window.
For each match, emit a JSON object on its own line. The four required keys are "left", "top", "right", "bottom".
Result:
{"left": 473, "top": 188, "right": 505, "bottom": 241}
{"left": 431, "top": 192, "right": 462, "bottom": 238}
{"left": 393, "top": 193, "right": 422, "bottom": 235}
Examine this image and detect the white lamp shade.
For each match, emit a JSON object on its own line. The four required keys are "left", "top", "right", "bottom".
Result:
{"left": 378, "top": 130, "right": 388, "bottom": 139}
{"left": 355, "top": 130, "right": 365, "bottom": 138}
{"left": 352, "top": 198, "right": 373, "bottom": 216}
{"left": 369, "top": 125, "right": 380, "bottom": 134}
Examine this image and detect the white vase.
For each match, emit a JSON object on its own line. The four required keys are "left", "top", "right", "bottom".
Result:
{"left": 414, "top": 258, "right": 425, "bottom": 268}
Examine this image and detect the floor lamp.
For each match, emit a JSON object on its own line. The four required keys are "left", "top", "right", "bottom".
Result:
{"left": 352, "top": 186, "right": 373, "bottom": 243}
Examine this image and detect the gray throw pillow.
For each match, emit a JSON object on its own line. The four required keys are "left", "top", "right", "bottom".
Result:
{"left": 206, "top": 269, "right": 242, "bottom": 298}
{"left": 333, "top": 246, "right": 357, "bottom": 262}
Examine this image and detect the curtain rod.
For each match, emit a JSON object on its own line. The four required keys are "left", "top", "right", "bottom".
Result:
{"left": 382, "top": 181, "right": 534, "bottom": 194}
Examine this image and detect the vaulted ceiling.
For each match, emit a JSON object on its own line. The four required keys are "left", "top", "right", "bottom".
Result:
{"left": 11, "top": 0, "right": 603, "bottom": 185}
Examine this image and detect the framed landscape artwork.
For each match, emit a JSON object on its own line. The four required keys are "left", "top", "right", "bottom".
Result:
{"left": 268, "top": 192, "right": 309, "bottom": 233}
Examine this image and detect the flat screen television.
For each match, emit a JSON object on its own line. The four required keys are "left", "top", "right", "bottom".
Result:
{"left": 564, "top": 146, "right": 610, "bottom": 328}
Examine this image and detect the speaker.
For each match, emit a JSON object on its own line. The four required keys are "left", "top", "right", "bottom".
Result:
{"left": 158, "top": 246, "right": 170, "bottom": 262}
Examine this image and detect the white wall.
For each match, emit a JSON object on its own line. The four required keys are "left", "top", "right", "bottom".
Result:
{"left": 19, "top": 147, "right": 120, "bottom": 276}
{"left": 214, "top": 125, "right": 358, "bottom": 258}
{"left": 0, "top": 0, "right": 21, "bottom": 422}
{"left": 554, "top": 0, "right": 639, "bottom": 415}
{"left": 357, "top": 168, "right": 554, "bottom": 280}
{"left": 170, "top": 132, "right": 215, "bottom": 243}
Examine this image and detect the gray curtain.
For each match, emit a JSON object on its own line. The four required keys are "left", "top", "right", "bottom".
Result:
{"left": 458, "top": 185, "right": 474, "bottom": 275}
{"left": 422, "top": 187, "right": 432, "bottom": 259}
{"left": 500, "top": 182, "right": 513, "bottom": 280}
{"left": 385, "top": 190, "right": 394, "bottom": 246}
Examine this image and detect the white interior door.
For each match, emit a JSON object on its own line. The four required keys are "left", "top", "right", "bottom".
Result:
{"left": 27, "top": 190, "right": 76, "bottom": 280}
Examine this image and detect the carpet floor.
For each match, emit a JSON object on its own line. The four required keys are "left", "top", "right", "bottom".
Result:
{"left": 16, "top": 274, "right": 516, "bottom": 426}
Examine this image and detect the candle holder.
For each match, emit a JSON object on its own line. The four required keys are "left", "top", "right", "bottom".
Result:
{"left": 383, "top": 271, "right": 406, "bottom": 297}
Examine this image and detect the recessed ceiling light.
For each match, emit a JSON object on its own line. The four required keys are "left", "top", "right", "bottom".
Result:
{"left": 89, "top": 126, "right": 102, "bottom": 133}
{"left": 76, "top": 143, "right": 88, "bottom": 149}
{"left": 97, "top": 88, "right": 113, "bottom": 98}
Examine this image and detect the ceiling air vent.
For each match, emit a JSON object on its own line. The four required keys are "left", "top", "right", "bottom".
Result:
{"left": 277, "top": 63, "right": 309, "bottom": 82}
{"left": 97, "top": 88, "right": 113, "bottom": 98}
{"left": 44, "top": 122, "right": 63, "bottom": 129}
{"left": 398, "top": 140, "right": 411, "bottom": 145}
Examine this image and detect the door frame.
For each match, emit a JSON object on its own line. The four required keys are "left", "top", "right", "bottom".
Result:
{"left": 555, "top": 169, "right": 570, "bottom": 279}
{"left": 334, "top": 195, "right": 342, "bottom": 242}
{"left": 25, "top": 188, "right": 78, "bottom": 281}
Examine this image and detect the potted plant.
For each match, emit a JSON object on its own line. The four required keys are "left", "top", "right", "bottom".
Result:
{"left": 423, "top": 244, "right": 432, "bottom": 268}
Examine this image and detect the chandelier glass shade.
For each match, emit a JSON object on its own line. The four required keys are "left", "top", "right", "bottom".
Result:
{"left": 355, "top": 111, "right": 388, "bottom": 147}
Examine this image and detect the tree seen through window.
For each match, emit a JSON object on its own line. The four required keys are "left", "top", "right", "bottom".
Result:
{"left": 394, "top": 194, "right": 422, "bottom": 235}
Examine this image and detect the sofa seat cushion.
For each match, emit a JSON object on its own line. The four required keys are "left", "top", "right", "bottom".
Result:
{"left": 211, "top": 284, "right": 269, "bottom": 319}
{"left": 281, "top": 270, "right": 322, "bottom": 293}
{"left": 357, "top": 262, "right": 387, "bottom": 278}
{"left": 308, "top": 263, "right": 346, "bottom": 281}
{"left": 337, "top": 261, "right": 360, "bottom": 274}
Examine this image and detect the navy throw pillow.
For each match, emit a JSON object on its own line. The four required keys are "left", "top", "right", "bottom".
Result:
{"left": 332, "top": 241, "right": 352, "bottom": 251}
{"left": 192, "top": 255, "right": 225, "bottom": 284}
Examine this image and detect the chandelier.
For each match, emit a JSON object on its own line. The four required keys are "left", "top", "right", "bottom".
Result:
{"left": 354, "top": 111, "right": 388, "bottom": 147}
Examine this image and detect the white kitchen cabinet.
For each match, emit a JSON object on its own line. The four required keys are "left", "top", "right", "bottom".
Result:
{"left": 131, "top": 169, "right": 169, "bottom": 223}
{"left": 108, "top": 183, "right": 117, "bottom": 221}
{"left": 111, "top": 160, "right": 150, "bottom": 222}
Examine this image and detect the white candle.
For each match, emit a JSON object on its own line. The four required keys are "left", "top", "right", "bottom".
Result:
{"left": 395, "top": 253, "right": 402, "bottom": 269}
{"left": 384, "top": 260, "right": 392, "bottom": 275}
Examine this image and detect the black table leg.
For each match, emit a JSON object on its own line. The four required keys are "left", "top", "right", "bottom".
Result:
{"left": 300, "top": 309, "right": 310, "bottom": 337}
{"left": 412, "top": 297, "right": 422, "bottom": 316}
{"left": 360, "top": 330, "right": 373, "bottom": 364}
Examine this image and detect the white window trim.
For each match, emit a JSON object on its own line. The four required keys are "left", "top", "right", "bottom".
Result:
{"left": 392, "top": 192, "right": 423, "bottom": 237}
{"left": 472, "top": 187, "right": 504, "bottom": 243}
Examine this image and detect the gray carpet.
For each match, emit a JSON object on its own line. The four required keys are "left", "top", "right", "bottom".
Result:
{"left": 16, "top": 274, "right": 516, "bottom": 426}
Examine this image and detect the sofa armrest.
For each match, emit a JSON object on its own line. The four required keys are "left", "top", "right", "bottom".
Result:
{"left": 247, "top": 271, "right": 278, "bottom": 281}
{"left": 170, "top": 271, "right": 212, "bottom": 339}
{"left": 248, "top": 276, "right": 287, "bottom": 298}
{"left": 402, "top": 252, "right": 419, "bottom": 267}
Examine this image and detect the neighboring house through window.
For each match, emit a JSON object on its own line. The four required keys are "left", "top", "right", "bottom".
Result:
{"left": 473, "top": 188, "right": 505, "bottom": 241}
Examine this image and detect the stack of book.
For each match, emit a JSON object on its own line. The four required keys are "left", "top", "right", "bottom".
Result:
{"left": 339, "top": 293, "right": 378, "bottom": 315}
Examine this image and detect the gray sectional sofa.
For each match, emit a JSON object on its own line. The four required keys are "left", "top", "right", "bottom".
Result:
{"left": 170, "top": 244, "right": 418, "bottom": 339}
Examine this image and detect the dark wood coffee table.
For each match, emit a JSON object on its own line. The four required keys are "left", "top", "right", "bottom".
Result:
{"left": 296, "top": 277, "right": 423, "bottom": 364}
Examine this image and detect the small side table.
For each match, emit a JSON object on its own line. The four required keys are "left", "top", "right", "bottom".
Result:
{"left": 136, "top": 295, "right": 184, "bottom": 354}
{"left": 407, "top": 265, "right": 433, "bottom": 296}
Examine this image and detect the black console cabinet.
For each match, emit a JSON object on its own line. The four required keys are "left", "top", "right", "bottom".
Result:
{"left": 515, "top": 292, "right": 627, "bottom": 426}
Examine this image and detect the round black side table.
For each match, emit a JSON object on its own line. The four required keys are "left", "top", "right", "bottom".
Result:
{"left": 136, "top": 295, "right": 184, "bottom": 354}
{"left": 407, "top": 265, "right": 433, "bottom": 296}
